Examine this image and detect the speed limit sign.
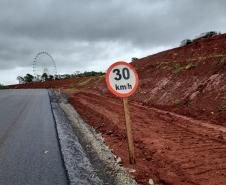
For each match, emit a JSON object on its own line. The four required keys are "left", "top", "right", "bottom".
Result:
{"left": 105, "top": 61, "right": 139, "bottom": 164}
{"left": 105, "top": 61, "right": 139, "bottom": 97}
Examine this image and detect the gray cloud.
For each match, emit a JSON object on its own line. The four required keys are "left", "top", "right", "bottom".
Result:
{"left": 0, "top": 0, "right": 226, "bottom": 84}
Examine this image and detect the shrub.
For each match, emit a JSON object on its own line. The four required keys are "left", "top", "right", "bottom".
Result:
{"left": 180, "top": 39, "right": 192, "bottom": 46}
{"left": 0, "top": 84, "right": 7, "bottom": 90}
{"left": 131, "top": 57, "right": 139, "bottom": 62}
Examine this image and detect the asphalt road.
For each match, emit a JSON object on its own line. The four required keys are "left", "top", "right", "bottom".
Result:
{"left": 0, "top": 89, "right": 68, "bottom": 185}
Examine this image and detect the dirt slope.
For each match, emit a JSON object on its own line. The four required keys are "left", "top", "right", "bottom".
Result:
{"left": 70, "top": 91, "right": 226, "bottom": 185}
{"left": 10, "top": 33, "right": 226, "bottom": 184}
{"left": 10, "top": 34, "right": 226, "bottom": 124}
{"left": 131, "top": 33, "right": 226, "bottom": 124}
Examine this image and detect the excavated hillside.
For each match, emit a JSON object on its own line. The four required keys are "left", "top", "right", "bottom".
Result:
{"left": 10, "top": 33, "right": 226, "bottom": 185}
{"left": 131, "top": 33, "right": 226, "bottom": 124}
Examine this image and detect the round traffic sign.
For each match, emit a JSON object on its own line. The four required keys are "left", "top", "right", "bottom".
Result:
{"left": 105, "top": 61, "right": 139, "bottom": 97}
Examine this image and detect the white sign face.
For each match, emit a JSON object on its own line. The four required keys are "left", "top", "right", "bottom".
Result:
{"left": 106, "top": 61, "right": 139, "bottom": 97}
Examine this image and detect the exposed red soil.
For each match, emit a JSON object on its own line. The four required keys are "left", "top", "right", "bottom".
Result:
{"left": 69, "top": 91, "right": 226, "bottom": 185}
{"left": 9, "top": 77, "right": 90, "bottom": 89}
{"left": 10, "top": 33, "right": 226, "bottom": 184}
{"left": 131, "top": 34, "right": 226, "bottom": 125}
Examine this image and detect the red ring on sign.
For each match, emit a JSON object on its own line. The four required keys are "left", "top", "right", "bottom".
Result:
{"left": 105, "top": 61, "right": 139, "bottom": 97}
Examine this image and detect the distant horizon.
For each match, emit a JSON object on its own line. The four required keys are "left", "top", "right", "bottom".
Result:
{"left": 1, "top": 0, "right": 226, "bottom": 84}
{"left": 1, "top": 45, "right": 169, "bottom": 85}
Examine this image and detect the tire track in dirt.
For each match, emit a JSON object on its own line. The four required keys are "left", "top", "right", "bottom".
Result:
{"left": 69, "top": 92, "right": 226, "bottom": 185}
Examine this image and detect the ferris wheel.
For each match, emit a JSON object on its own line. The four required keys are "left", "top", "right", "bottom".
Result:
{"left": 33, "top": 51, "right": 57, "bottom": 77}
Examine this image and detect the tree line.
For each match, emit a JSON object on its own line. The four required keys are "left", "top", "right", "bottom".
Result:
{"left": 17, "top": 71, "right": 106, "bottom": 84}
{"left": 0, "top": 84, "right": 7, "bottom": 89}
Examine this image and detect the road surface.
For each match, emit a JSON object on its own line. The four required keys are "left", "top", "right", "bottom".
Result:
{"left": 0, "top": 89, "right": 68, "bottom": 185}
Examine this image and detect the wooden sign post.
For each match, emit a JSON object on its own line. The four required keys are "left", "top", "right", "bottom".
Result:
{"left": 105, "top": 61, "right": 139, "bottom": 164}
{"left": 122, "top": 97, "right": 135, "bottom": 164}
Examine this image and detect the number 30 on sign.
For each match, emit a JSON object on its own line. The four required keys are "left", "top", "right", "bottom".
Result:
{"left": 105, "top": 61, "right": 139, "bottom": 97}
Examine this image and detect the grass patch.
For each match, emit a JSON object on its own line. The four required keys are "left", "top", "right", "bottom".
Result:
{"left": 172, "top": 63, "right": 183, "bottom": 74}
{"left": 185, "top": 62, "right": 196, "bottom": 70}
{"left": 173, "top": 99, "right": 181, "bottom": 106}
{"left": 172, "top": 61, "right": 197, "bottom": 74}
{"left": 220, "top": 57, "right": 226, "bottom": 65}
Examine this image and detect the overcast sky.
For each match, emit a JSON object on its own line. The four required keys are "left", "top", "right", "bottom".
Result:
{"left": 0, "top": 0, "right": 226, "bottom": 84}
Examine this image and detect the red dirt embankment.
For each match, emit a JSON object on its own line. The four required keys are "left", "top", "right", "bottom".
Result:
{"left": 70, "top": 91, "right": 226, "bottom": 185}
{"left": 11, "top": 33, "right": 226, "bottom": 184}
{"left": 131, "top": 33, "right": 226, "bottom": 125}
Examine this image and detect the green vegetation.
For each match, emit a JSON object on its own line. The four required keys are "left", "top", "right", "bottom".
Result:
{"left": 24, "top": 74, "right": 34, "bottom": 82}
{"left": 0, "top": 84, "right": 7, "bottom": 90}
{"left": 219, "top": 103, "right": 226, "bottom": 112}
{"left": 172, "top": 61, "right": 197, "bottom": 74}
{"left": 17, "top": 74, "right": 34, "bottom": 83}
{"left": 196, "top": 31, "right": 219, "bottom": 39}
{"left": 172, "top": 63, "right": 183, "bottom": 74}
{"left": 173, "top": 98, "right": 181, "bottom": 106}
{"left": 179, "top": 31, "right": 220, "bottom": 46}
{"left": 131, "top": 57, "right": 139, "bottom": 62}
{"left": 75, "top": 71, "right": 105, "bottom": 77}
{"left": 16, "top": 71, "right": 106, "bottom": 84}
{"left": 185, "top": 62, "right": 196, "bottom": 70}
{"left": 220, "top": 57, "right": 226, "bottom": 65}
{"left": 180, "top": 39, "right": 192, "bottom": 46}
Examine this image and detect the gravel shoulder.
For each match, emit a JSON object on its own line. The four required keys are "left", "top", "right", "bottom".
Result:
{"left": 49, "top": 90, "right": 138, "bottom": 185}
